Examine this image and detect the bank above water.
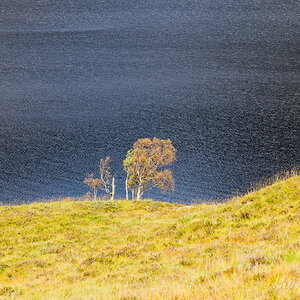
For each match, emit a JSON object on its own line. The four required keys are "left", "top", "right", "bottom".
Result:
{"left": 0, "top": 173, "right": 299, "bottom": 299}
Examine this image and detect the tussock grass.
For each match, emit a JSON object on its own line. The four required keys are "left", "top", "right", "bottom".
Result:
{"left": 0, "top": 173, "right": 299, "bottom": 299}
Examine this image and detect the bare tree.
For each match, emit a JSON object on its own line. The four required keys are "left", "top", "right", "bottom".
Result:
{"left": 99, "top": 157, "right": 115, "bottom": 200}
{"left": 84, "top": 157, "right": 115, "bottom": 200}
{"left": 123, "top": 149, "right": 134, "bottom": 200}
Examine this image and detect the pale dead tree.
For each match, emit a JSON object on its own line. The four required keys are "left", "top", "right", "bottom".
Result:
{"left": 99, "top": 157, "right": 115, "bottom": 200}
{"left": 123, "top": 149, "right": 134, "bottom": 200}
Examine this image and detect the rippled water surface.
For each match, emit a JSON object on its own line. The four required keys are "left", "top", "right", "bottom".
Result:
{"left": 0, "top": 0, "right": 299, "bottom": 203}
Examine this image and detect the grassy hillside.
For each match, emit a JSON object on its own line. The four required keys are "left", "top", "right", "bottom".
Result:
{"left": 0, "top": 174, "right": 299, "bottom": 299}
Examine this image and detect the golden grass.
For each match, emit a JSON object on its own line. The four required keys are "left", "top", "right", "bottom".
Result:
{"left": 0, "top": 172, "right": 299, "bottom": 299}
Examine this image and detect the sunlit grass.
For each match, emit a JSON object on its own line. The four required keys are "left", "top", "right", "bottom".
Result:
{"left": 0, "top": 171, "right": 299, "bottom": 299}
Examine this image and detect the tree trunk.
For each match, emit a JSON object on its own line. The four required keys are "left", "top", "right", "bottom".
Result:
{"left": 136, "top": 173, "right": 142, "bottom": 201}
{"left": 125, "top": 178, "right": 129, "bottom": 200}
{"left": 132, "top": 189, "right": 135, "bottom": 201}
{"left": 110, "top": 177, "right": 115, "bottom": 200}
{"left": 136, "top": 186, "right": 142, "bottom": 201}
{"left": 93, "top": 188, "right": 97, "bottom": 201}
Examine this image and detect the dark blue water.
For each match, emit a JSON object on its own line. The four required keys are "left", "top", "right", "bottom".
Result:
{"left": 0, "top": 0, "right": 299, "bottom": 204}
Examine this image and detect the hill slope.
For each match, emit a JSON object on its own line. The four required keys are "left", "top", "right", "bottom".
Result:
{"left": 0, "top": 175, "right": 299, "bottom": 299}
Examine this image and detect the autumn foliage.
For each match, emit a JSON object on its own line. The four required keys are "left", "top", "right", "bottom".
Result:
{"left": 83, "top": 174, "right": 101, "bottom": 200}
{"left": 84, "top": 138, "right": 176, "bottom": 201}
{"left": 124, "top": 138, "right": 177, "bottom": 200}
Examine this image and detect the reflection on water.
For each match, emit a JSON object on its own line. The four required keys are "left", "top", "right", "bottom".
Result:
{"left": 0, "top": 0, "right": 299, "bottom": 203}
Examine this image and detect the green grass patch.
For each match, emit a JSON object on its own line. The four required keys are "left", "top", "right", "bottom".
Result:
{"left": 0, "top": 173, "right": 299, "bottom": 299}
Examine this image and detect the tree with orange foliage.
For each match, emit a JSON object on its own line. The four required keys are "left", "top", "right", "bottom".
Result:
{"left": 83, "top": 174, "right": 101, "bottom": 201}
{"left": 124, "top": 138, "right": 176, "bottom": 200}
